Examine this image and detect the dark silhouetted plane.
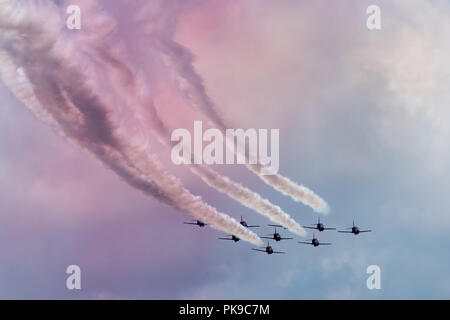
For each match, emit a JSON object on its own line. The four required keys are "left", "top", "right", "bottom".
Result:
{"left": 219, "top": 235, "right": 240, "bottom": 242}
{"left": 252, "top": 241, "right": 285, "bottom": 255}
{"left": 303, "top": 217, "right": 336, "bottom": 232}
{"left": 338, "top": 221, "right": 371, "bottom": 235}
{"left": 261, "top": 226, "right": 293, "bottom": 242}
{"left": 298, "top": 233, "right": 331, "bottom": 247}
{"left": 240, "top": 216, "right": 259, "bottom": 228}
{"left": 184, "top": 220, "right": 207, "bottom": 227}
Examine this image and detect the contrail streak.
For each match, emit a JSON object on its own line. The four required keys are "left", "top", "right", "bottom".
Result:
{"left": 0, "top": 0, "right": 263, "bottom": 245}
{"left": 95, "top": 46, "right": 307, "bottom": 237}
{"left": 160, "top": 43, "right": 330, "bottom": 214}
{"left": 58, "top": 0, "right": 308, "bottom": 237}
{"left": 148, "top": 96, "right": 307, "bottom": 236}
{"left": 190, "top": 165, "right": 308, "bottom": 236}
{"left": 149, "top": 101, "right": 308, "bottom": 237}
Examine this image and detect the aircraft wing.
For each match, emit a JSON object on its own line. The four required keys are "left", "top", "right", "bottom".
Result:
{"left": 298, "top": 241, "right": 312, "bottom": 245}
{"left": 273, "top": 251, "right": 286, "bottom": 254}
{"left": 218, "top": 237, "right": 233, "bottom": 240}
{"left": 268, "top": 224, "right": 287, "bottom": 229}
{"left": 280, "top": 237, "right": 293, "bottom": 240}
{"left": 247, "top": 225, "right": 260, "bottom": 228}
{"left": 303, "top": 226, "right": 318, "bottom": 230}
{"left": 324, "top": 227, "right": 336, "bottom": 230}
{"left": 320, "top": 243, "right": 332, "bottom": 245}
{"left": 359, "top": 230, "right": 371, "bottom": 233}
{"left": 251, "top": 248, "right": 266, "bottom": 252}
{"left": 184, "top": 222, "right": 197, "bottom": 225}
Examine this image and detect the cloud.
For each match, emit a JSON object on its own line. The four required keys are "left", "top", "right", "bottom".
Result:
{"left": 1, "top": 0, "right": 450, "bottom": 299}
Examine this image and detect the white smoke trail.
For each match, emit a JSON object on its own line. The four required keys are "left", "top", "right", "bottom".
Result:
{"left": 138, "top": 2, "right": 330, "bottom": 214}
{"left": 93, "top": 43, "right": 307, "bottom": 237}
{"left": 143, "top": 92, "right": 307, "bottom": 236}
{"left": 0, "top": 0, "right": 262, "bottom": 245}
{"left": 160, "top": 43, "right": 330, "bottom": 215}
{"left": 146, "top": 98, "right": 308, "bottom": 236}
{"left": 190, "top": 165, "right": 308, "bottom": 236}
{"left": 54, "top": 1, "right": 307, "bottom": 236}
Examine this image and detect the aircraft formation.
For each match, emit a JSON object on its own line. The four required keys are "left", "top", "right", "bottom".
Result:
{"left": 184, "top": 216, "right": 372, "bottom": 255}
